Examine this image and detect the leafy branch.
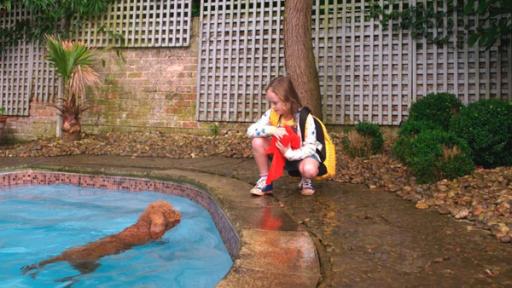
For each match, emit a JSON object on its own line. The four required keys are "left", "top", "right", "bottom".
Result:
{"left": 369, "top": 0, "right": 512, "bottom": 49}
{"left": 0, "top": 0, "right": 113, "bottom": 53}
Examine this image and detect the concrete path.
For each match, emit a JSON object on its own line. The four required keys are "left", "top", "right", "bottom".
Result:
{"left": 1, "top": 155, "right": 512, "bottom": 287}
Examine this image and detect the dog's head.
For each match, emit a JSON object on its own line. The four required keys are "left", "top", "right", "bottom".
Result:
{"left": 140, "top": 200, "right": 181, "bottom": 239}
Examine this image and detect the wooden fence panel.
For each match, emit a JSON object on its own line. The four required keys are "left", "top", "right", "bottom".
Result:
{"left": 74, "top": 0, "right": 192, "bottom": 48}
{"left": 413, "top": 0, "right": 512, "bottom": 105}
{"left": 0, "top": 4, "right": 33, "bottom": 116}
{"left": 197, "top": 0, "right": 512, "bottom": 125}
{"left": 0, "top": 0, "right": 193, "bottom": 116}
{"left": 30, "top": 43, "right": 59, "bottom": 104}
{"left": 197, "top": 0, "right": 285, "bottom": 122}
{"left": 2, "top": 0, "right": 511, "bottom": 120}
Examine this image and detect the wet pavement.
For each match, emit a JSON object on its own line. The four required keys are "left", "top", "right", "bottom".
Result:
{"left": 1, "top": 155, "right": 512, "bottom": 287}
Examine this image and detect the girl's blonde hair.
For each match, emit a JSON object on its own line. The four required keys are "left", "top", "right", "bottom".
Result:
{"left": 266, "top": 76, "right": 302, "bottom": 114}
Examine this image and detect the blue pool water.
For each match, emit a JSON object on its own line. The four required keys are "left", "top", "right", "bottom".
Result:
{"left": 0, "top": 184, "right": 233, "bottom": 287}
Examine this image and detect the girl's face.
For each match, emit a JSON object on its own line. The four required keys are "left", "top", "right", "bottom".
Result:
{"left": 266, "top": 89, "right": 290, "bottom": 116}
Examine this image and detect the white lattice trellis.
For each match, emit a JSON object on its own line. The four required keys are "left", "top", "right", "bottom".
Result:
{"left": 0, "top": 0, "right": 193, "bottom": 116}
{"left": 197, "top": 0, "right": 286, "bottom": 122}
{"left": 0, "top": 4, "right": 33, "bottom": 116}
{"left": 0, "top": 40, "right": 59, "bottom": 115}
{"left": 412, "top": 0, "right": 512, "bottom": 106}
{"left": 0, "top": 42, "right": 33, "bottom": 116}
{"left": 74, "top": 0, "right": 192, "bottom": 48}
{"left": 30, "top": 43, "right": 59, "bottom": 104}
{"left": 197, "top": 0, "right": 512, "bottom": 125}
{"left": 313, "top": 0, "right": 413, "bottom": 124}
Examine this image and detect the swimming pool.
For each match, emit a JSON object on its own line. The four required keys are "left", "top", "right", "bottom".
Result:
{"left": 0, "top": 183, "right": 233, "bottom": 287}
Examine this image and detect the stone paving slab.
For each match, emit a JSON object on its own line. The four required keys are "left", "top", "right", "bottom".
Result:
{"left": 219, "top": 229, "right": 319, "bottom": 287}
{"left": 218, "top": 267, "right": 319, "bottom": 288}
{"left": 237, "top": 229, "right": 319, "bottom": 275}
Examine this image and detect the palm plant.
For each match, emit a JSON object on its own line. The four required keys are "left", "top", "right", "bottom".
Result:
{"left": 46, "top": 36, "right": 100, "bottom": 141}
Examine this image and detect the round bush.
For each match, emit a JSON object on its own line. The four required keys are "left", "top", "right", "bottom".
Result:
{"left": 404, "top": 129, "right": 474, "bottom": 184}
{"left": 355, "top": 122, "right": 384, "bottom": 154}
{"left": 392, "top": 136, "right": 414, "bottom": 163}
{"left": 450, "top": 99, "right": 512, "bottom": 168}
{"left": 398, "top": 120, "right": 441, "bottom": 138}
{"left": 408, "top": 93, "right": 462, "bottom": 130}
{"left": 393, "top": 120, "right": 439, "bottom": 162}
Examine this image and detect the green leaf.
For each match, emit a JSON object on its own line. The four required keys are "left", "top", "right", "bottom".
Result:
{"left": 464, "top": 0, "right": 476, "bottom": 15}
{"left": 468, "top": 33, "right": 479, "bottom": 46}
{"left": 477, "top": 0, "right": 489, "bottom": 15}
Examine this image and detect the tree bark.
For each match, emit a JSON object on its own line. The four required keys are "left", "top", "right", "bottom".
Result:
{"left": 0, "top": 116, "right": 7, "bottom": 143}
{"left": 61, "top": 112, "right": 81, "bottom": 142}
{"left": 284, "top": 0, "right": 322, "bottom": 119}
{"left": 56, "top": 79, "right": 63, "bottom": 138}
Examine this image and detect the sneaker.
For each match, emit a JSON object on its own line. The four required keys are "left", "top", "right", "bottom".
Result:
{"left": 250, "top": 177, "right": 273, "bottom": 196}
{"left": 298, "top": 178, "right": 315, "bottom": 196}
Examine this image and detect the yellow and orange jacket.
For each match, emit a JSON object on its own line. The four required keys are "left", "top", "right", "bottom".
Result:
{"left": 247, "top": 107, "right": 336, "bottom": 180}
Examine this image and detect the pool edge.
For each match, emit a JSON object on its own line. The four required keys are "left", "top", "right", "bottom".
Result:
{"left": 0, "top": 168, "right": 321, "bottom": 287}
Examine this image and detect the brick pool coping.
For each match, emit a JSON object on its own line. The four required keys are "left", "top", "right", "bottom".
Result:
{"left": 0, "top": 169, "right": 239, "bottom": 258}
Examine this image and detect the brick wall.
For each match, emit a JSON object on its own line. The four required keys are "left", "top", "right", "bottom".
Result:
{"left": 5, "top": 102, "right": 57, "bottom": 140}
{"left": 5, "top": 17, "right": 203, "bottom": 140}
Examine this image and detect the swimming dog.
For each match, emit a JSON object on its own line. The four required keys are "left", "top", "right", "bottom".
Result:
{"left": 22, "top": 200, "right": 181, "bottom": 275}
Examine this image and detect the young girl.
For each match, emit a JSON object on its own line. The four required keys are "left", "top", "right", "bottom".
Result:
{"left": 247, "top": 76, "right": 322, "bottom": 196}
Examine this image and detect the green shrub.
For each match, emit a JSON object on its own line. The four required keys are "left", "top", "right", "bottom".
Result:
{"left": 408, "top": 93, "right": 462, "bottom": 130}
{"left": 208, "top": 123, "right": 220, "bottom": 136}
{"left": 342, "top": 122, "right": 383, "bottom": 158}
{"left": 392, "top": 136, "right": 414, "bottom": 163}
{"left": 398, "top": 120, "right": 440, "bottom": 138}
{"left": 450, "top": 99, "right": 512, "bottom": 168}
{"left": 393, "top": 120, "right": 439, "bottom": 162}
{"left": 0, "top": 107, "right": 5, "bottom": 115}
{"left": 355, "top": 122, "right": 384, "bottom": 154}
{"left": 403, "top": 129, "right": 474, "bottom": 184}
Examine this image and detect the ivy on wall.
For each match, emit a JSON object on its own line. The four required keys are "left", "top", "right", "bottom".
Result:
{"left": 0, "top": 0, "right": 113, "bottom": 53}
{"left": 369, "top": 0, "right": 512, "bottom": 49}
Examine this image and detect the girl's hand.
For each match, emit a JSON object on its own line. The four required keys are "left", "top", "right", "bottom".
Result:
{"left": 273, "top": 127, "right": 287, "bottom": 139}
{"left": 276, "top": 141, "right": 290, "bottom": 155}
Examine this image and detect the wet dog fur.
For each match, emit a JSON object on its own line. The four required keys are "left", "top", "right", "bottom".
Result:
{"left": 22, "top": 200, "right": 180, "bottom": 276}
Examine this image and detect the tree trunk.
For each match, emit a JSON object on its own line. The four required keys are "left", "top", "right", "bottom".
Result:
{"left": 61, "top": 113, "right": 81, "bottom": 142}
{"left": 0, "top": 116, "right": 7, "bottom": 143}
{"left": 56, "top": 79, "right": 64, "bottom": 138}
{"left": 284, "top": 0, "right": 322, "bottom": 119}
